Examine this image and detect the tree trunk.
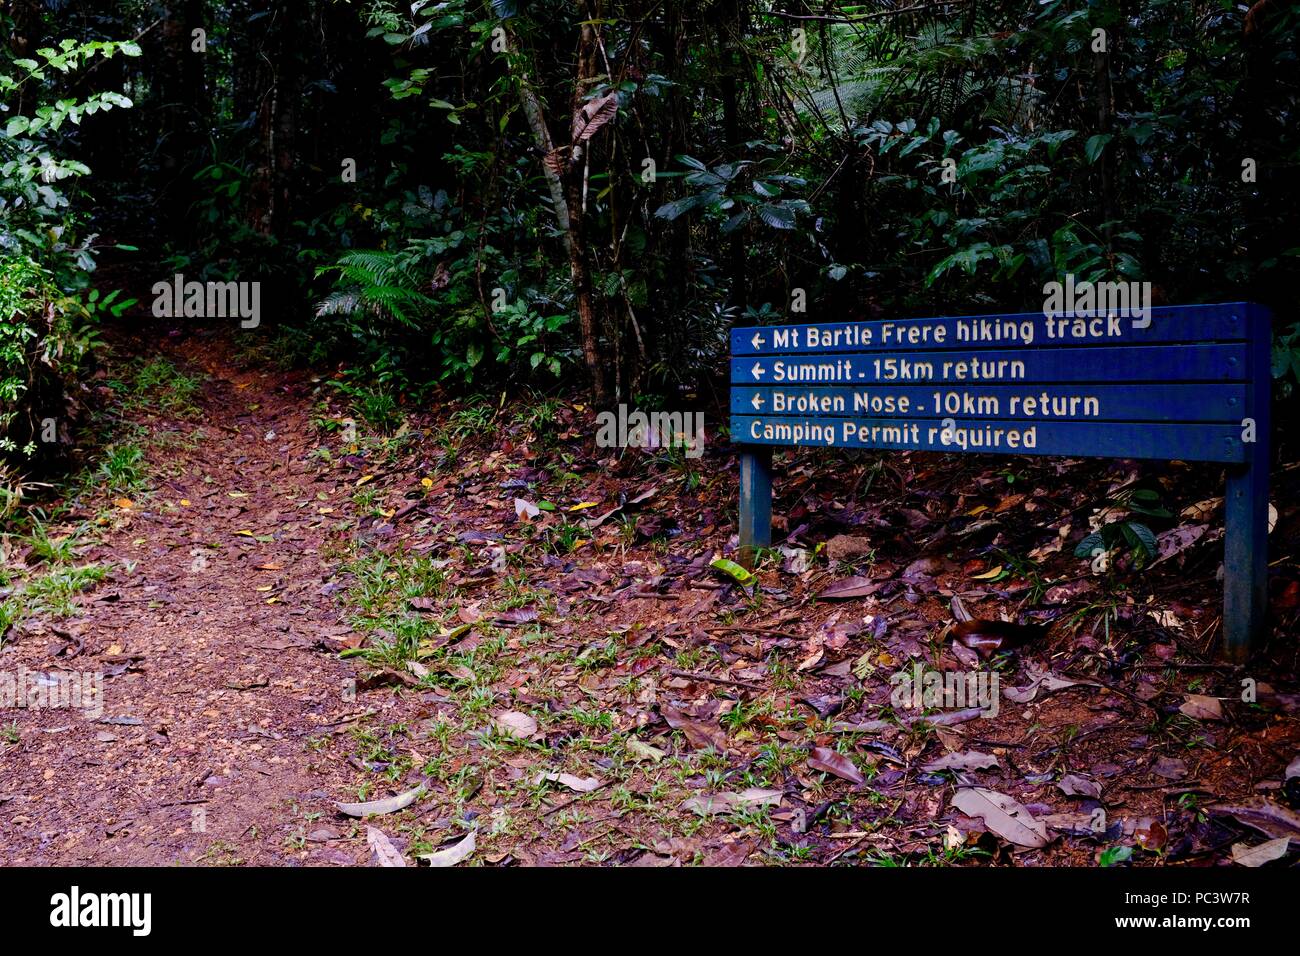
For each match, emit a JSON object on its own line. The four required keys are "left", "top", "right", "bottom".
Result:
{"left": 247, "top": 0, "right": 301, "bottom": 236}
{"left": 717, "top": 0, "right": 748, "bottom": 311}
{"left": 156, "top": 0, "right": 209, "bottom": 237}
{"left": 512, "top": 17, "right": 609, "bottom": 404}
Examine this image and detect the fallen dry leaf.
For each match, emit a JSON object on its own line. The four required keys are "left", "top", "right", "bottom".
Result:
{"left": 923, "top": 751, "right": 1000, "bottom": 773}
{"left": 683, "top": 788, "right": 782, "bottom": 816}
{"left": 1231, "top": 837, "right": 1291, "bottom": 867}
{"left": 539, "top": 772, "right": 602, "bottom": 793}
{"left": 951, "top": 787, "right": 1049, "bottom": 848}
{"left": 1210, "top": 801, "right": 1300, "bottom": 841}
{"left": 366, "top": 826, "right": 406, "bottom": 867}
{"left": 336, "top": 785, "right": 425, "bottom": 818}
{"left": 818, "top": 576, "right": 882, "bottom": 600}
{"left": 808, "top": 746, "right": 865, "bottom": 784}
{"left": 1058, "top": 774, "right": 1102, "bottom": 799}
{"left": 494, "top": 710, "right": 540, "bottom": 739}
{"left": 662, "top": 706, "right": 728, "bottom": 752}
{"left": 1179, "top": 694, "right": 1224, "bottom": 721}
{"left": 418, "top": 831, "right": 476, "bottom": 867}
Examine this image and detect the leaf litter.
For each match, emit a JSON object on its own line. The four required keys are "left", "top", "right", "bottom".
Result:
{"left": 3, "top": 331, "right": 1298, "bottom": 868}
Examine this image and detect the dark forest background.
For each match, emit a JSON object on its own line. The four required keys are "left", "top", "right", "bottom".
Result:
{"left": 3, "top": 0, "right": 1300, "bottom": 495}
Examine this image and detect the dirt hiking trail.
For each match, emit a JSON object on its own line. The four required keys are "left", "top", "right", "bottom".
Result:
{"left": 1, "top": 332, "right": 369, "bottom": 865}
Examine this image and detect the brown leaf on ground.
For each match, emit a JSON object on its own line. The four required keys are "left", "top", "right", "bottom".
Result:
{"left": 1231, "top": 837, "right": 1291, "bottom": 867}
{"left": 1210, "top": 802, "right": 1300, "bottom": 841}
{"left": 818, "top": 576, "right": 883, "bottom": 600}
{"left": 366, "top": 827, "right": 406, "bottom": 867}
{"left": 418, "top": 831, "right": 476, "bottom": 867}
{"left": 808, "top": 746, "right": 865, "bottom": 784}
{"left": 662, "top": 706, "right": 728, "bottom": 752}
{"left": 951, "top": 788, "right": 1049, "bottom": 848}
{"left": 1179, "top": 694, "right": 1225, "bottom": 721}
{"left": 923, "top": 751, "right": 1000, "bottom": 773}
{"left": 494, "top": 711, "right": 540, "bottom": 740}
{"left": 336, "top": 785, "right": 425, "bottom": 818}
{"left": 952, "top": 619, "right": 1046, "bottom": 658}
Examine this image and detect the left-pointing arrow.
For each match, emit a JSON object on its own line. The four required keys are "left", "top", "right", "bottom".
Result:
{"left": 751, "top": 362, "right": 765, "bottom": 379}
{"left": 751, "top": 332, "right": 765, "bottom": 350}
{"left": 750, "top": 392, "right": 764, "bottom": 409}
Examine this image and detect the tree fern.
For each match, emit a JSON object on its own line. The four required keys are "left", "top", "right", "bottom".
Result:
{"left": 784, "top": 4, "right": 1042, "bottom": 134}
{"left": 314, "top": 250, "right": 435, "bottom": 328}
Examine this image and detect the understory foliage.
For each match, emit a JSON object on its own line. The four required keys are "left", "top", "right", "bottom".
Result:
{"left": 295, "top": 0, "right": 1300, "bottom": 406}
{"left": 1, "top": 27, "right": 140, "bottom": 504}
{"left": 3, "top": 1, "right": 1299, "bottom": 433}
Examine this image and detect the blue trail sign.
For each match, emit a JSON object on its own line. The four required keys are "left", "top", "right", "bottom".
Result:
{"left": 730, "top": 303, "right": 1271, "bottom": 661}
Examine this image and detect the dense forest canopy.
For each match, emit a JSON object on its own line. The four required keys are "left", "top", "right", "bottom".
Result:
{"left": 3, "top": 0, "right": 1299, "bottom": 481}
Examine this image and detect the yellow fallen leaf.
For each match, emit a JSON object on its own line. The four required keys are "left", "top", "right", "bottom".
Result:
{"left": 1181, "top": 497, "right": 1222, "bottom": 521}
{"left": 114, "top": 498, "right": 134, "bottom": 509}
{"left": 1148, "top": 609, "right": 1183, "bottom": 629}
{"left": 234, "top": 530, "right": 257, "bottom": 537}
{"left": 421, "top": 477, "right": 433, "bottom": 490}
{"left": 180, "top": 499, "right": 191, "bottom": 507}
{"left": 357, "top": 474, "right": 374, "bottom": 486}
{"left": 568, "top": 502, "right": 599, "bottom": 512}
{"left": 106, "top": 644, "right": 122, "bottom": 655}
{"left": 852, "top": 653, "right": 875, "bottom": 680}
{"left": 379, "top": 508, "right": 395, "bottom": 518}
{"left": 228, "top": 491, "right": 248, "bottom": 498}
{"left": 965, "top": 504, "right": 988, "bottom": 516}
{"left": 971, "top": 565, "right": 1004, "bottom": 581}
{"left": 255, "top": 585, "right": 273, "bottom": 592}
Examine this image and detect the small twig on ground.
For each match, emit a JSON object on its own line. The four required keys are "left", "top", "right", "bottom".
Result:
{"left": 705, "top": 624, "right": 802, "bottom": 640}
{"left": 667, "top": 669, "right": 762, "bottom": 691}
{"left": 1122, "top": 780, "right": 1204, "bottom": 792}
{"left": 542, "top": 780, "right": 612, "bottom": 817}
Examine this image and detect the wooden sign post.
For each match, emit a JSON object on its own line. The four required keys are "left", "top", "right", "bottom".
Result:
{"left": 731, "top": 303, "right": 1271, "bottom": 661}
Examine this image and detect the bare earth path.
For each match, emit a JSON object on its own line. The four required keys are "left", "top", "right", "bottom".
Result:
{"left": 0, "top": 332, "right": 368, "bottom": 865}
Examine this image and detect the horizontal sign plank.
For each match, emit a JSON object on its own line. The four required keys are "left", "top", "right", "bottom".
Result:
{"left": 731, "top": 344, "right": 1247, "bottom": 385}
{"left": 730, "top": 416, "right": 1246, "bottom": 464}
{"left": 730, "top": 383, "right": 1247, "bottom": 423}
{"left": 731, "top": 302, "right": 1253, "bottom": 356}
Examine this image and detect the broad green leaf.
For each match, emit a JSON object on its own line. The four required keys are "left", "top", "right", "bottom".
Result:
{"left": 1084, "top": 134, "right": 1112, "bottom": 163}
{"left": 710, "top": 557, "right": 755, "bottom": 588}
